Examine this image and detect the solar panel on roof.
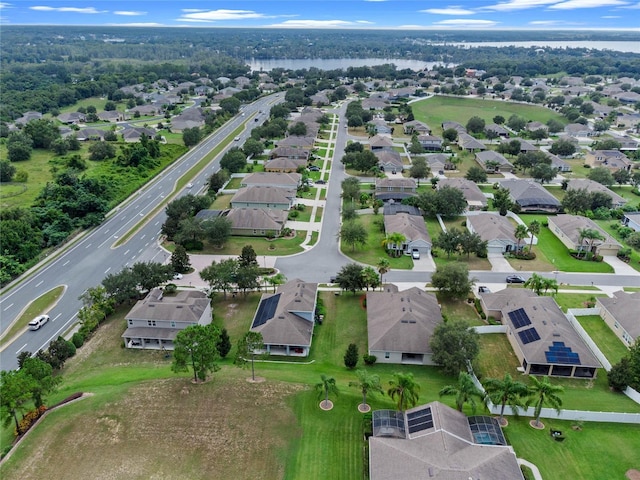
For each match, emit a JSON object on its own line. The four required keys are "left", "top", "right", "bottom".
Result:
{"left": 251, "top": 294, "right": 280, "bottom": 328}
{"left": 518, "top": 327, "right": 541, "bottom": 345}
{"left": 407, "top": 407, "right": 434, "bottom": 434}
{"left": 545, "top": 342, "right": 581, "bottom": 365}
{"left": 508, "top": 308, "right": 532, "bottom": 329}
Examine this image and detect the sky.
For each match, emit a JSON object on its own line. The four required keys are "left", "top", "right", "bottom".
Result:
{"left": 1, "top": 0, "right": 639, "bottom": 30}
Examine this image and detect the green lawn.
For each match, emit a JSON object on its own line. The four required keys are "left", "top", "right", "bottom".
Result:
{"left": 576, "top": 315, "right": 630, "bottom": 365}
{"left": 412, "top": 96, "right": 567, "bottom": 137}
{"left": 424, "top": 217, "right": 492, "bottom": 270}
{"left": 553, "top": 293, "right": 607, "bottom": 312}
{"left": 516, "top": 214, "right": 614, "bottom": 274}
{"left": 593, "top": 218, "right": 640, "bottom": 273}
{"left": 290, "top": 205, "right": 312, "bottom": 222}
{"left": 341, "top": 214, "right": 414, "bottom": 269}
{"left": 196, "top": 231, "right": 306, "bottom": 256}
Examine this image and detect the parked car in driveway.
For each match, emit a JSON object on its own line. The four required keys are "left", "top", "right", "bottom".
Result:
{"left": 28, "top": 314, "right": 50, "bottom": 331}
{"left": 308, "top": 166, "right": 320, "bottom": 171}
{"left": 173, "top": 273, "right": 183, "bottom": 280}
{"left": 411, "top": 249, "right": 420, "bottom": 260}
{"left": 478, "top": 286, "right": 491, "bottom": 293}
{"left": 505, "top": 275, "right": 525, "bottom": 284}
{"left": 316, "top": 179, "right": 326, "bottom": 184}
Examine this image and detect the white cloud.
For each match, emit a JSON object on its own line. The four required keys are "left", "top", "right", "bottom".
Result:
{"left": 181, "top": 9, "right": 208, "bottom": 13}
{"left": 481, "top": 0, "right": 559, "bottom": 12}
{"left": 177, "top": 9, "right": 267, "bottom": 22}
{"left": 0, "top": 2, "right": 12, "bottom": 9}
{"left": 420, "top": 7, "right": 475, "bottom": 15}
{"left": 621, "top": 1, "right": 640, "bottom": 7}
{"left": 528, "top": 19, "right": 583, "bottom": 25}
{"left": 267, "top": 19, "right": 356, "bottom": 28}
{"left": 30, "top": 6, "right": 106, "bottom": 14}
{"left": 549, "top": 0, "right": 629, "bottom": 9}
{"left": 432, "top": 19, "right": 499, "bottom": 27}
{"left": 356, "top": 20, "right": 375, "bottom": 24}
{"left": 114, "top": 11, "right": 146, "bottom": 16}
{"left": 601, "top": 15, "right": 622, "bottom": 17}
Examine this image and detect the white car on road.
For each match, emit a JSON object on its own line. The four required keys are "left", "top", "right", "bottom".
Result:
{"left": 28, "top": 314, "right": 50, "bottom": 331}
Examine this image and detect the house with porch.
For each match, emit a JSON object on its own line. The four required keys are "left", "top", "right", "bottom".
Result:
{"left": 375, "top": 178, "right": 417, "bottom": 202}
{"left": 466, "top": 213, "right": 520, "bottom": 254}
{"left": 438, "top": 178, "right": 487, "bottom": 210}
{"left": 241, "top": 172, "right": 301, "bottom": 190}
{"left": 370, "top": 135, "right": 394, "bottom": 151}
{"left": 597, "top": 291, "right": 640, "bottom": 347}
{"left": 585, "top": 150, "right": 632, "bottom": 172}
{"left": 367, "top": 285, "right": 442, "bottom": 365}
{"left": 269, "top": 146, "right": 310, "bottom": 161}
{"left": 567, "top": 179, "right": 626, "bottom": 208}
{"left": 458, "top": 133, "right": 486, "bottom": 152}
{"left": 417, "top": 135, "right": 443, "bottom": 152}
{"left": 403, "top": 120, "right": 431, "bottom": 135}
{"left": 500, "top": 179, "right": 561, "bottom": 213}
{"left": 224, "top": 208, "right": 287, "bottom": 237}
{"left": 485, "top": 123, "right": 510, "bottom": 138}
{"left": 475, "top": 150, "right": 513, "bottom": 173}
{"left": 369, "top": 402, "right": 523, "bottom": 480}
{"left": 264, "top": 157, "right": 307, "bottom": 173}
{"left": 480, "top": 290, "right": 601, "bottom": 378}
{"left": 122, "top": 289, "right": 212, "bottom": 350}
{"left": 230, "top": 186, "right": 295, "bottom": 211}
{"left": 383, "top": 212, "right": 431, "bottom": 256}
{"left": 548, "top": 214, "right": 621, "bottom": 257}
{"left": 375, "top": 150, "right": 404, "bottom": 173}
{"left": 250, "top": 279, "right": 318, "bottom": 356}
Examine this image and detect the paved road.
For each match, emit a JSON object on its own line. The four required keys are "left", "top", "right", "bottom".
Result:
{"left": 275, "top": 103, "right": 352, "bottom": 282}
{"left": 0, "top": 93, "right": 283, "bottom": 371}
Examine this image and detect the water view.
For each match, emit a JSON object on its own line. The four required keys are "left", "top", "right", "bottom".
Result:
{"left": 247, "top": 58, "right": 451, "bottom": 72}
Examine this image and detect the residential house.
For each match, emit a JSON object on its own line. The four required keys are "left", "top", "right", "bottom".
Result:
{"left": 383, "top": 212, "right": 431, "bottom": 255}
{"left": 269, "top": 146, "right": 310, "bottom": 161}
{"left": 369, "top": 402, "right": 523, "bottom": 480}
{"left": 506, "top": 137, "right": 538, "bottom": 154}
{"left": 526, "top": 121, "right": 548, "bottom": 134}
{"left": 480, "top": 289, "right": 601, "bottom": 378}
{"left": 362, "top": 97, "right": 389, "bottom": 111}
{"left": 597, "top": 291, "right": 640, "bottom": 346}
{"left": 403, "top": 120, "right": 431, "bottom": 135}
{"left": 224, "top": 208, "right": 287, "bottom": 237}
{"left": 500, "top": 179, "right": 561, "bottom": 213}
{"left": 585, "top": 150, "right": 632, "bottom": 172}
{"left": 370, "top": 118, "right": 393, "bottom": 135}
{"left": 264, "top": 157, "right": 307, "bottom": 173}
{"left": 548, "top": 214, "right": 622, "bottom": 257}
{"left": 622, "top": 212, "right": 640, "bottom": 232}
{"left": 375, "top": 150, "right": 404, "bottom": 173}
{"left": 438, "top": 178, "right": 487, "bottom": 210}
{"left": 485, "top": 123, "right": 510, "bottom": 138}
{"left": 97, "top": 111, "right": 126, "bottom": 123}
{"left": 567, "top": 179, "right": 626, "bottom": 208}
{"left": 544, "top": 152, "right": 571, "bottom": 172}
{"left": 14, "top": 111, "right": 43, "bottom": 125}
{"left": 475, "top": 150, "right": 513, "bottom": 172}
{"left": 426, "top": 154, "right": 454, "bottom": 174}
{"left": 122, "top": 289, "right": 211, "bottom": 350}
{"left": 466, "top": 213, "right": 520, "bottom": 254}
{"left": 458, "top": 133, "right": 486, "bottom": 152}
{"left": 564, "top": 123, "right": 593, "bottom": 137}
{"left": 276, "top": 135, "right": 315, "bottom": 150}
{"left": 250, "top": 279, "right": 318, "bottom": 356}
{"left": 375, "top": 178, "right": 417, "bottom": 202}
{"left": 383, "top": 204, "right": 421, "bottom": 216}
{"left": 122, "top": 126, "right": 156, "bottom": 142}
{"left": 230, "top": 186, "right": 295, "bottom": 211}
{"left": 367, "top": 285, "right": 442, "bottom": 365}
{"left": 441, "top": 121, "right": 466, "bottom": 134}
{"left": 57, "top": 112, "right": 85, "bottom": 124}
{"left": 417, "top": 134, "right": 443, "bottom": 152}
{"left": 369, "top": 135, "right": 394, "bottom": 151}
{"left": 241, "top": 172, "right": 301, "bottom": 190}
{"left": 129, "top": 104, "right": 162, "bottom": 116}
{"left": 76, "top": 128, "right": 106, "bottom": 141}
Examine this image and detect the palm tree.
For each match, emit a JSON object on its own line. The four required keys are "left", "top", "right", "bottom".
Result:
{"left": 524, "top": 272, "right": 545, "bottom": 295}
{"left": 387, "top": 372, "right": 420, "bottom": 412}
{"left": 382, "top": 232, "right": 406, "bottom": 258}
{"left": 527, "top": 376, "right": 564, "bottom": 428}
{"left": 316, "top": 374, "right": 339, "bottom": 409}
{"left": 377, "top": 258, "right": 390, "bottom": 288}
{"left": 349, "top": 369, "right": 384, "bottom": 412}
{"left": 439, "top": 372, "right": 486, "bottom": 413}
{"left": 483, "top": 373, "right": 529, "bottom": 425}
{"left": 541, "top": 277, "right": 559, "bottom": 295}
{"left": 527, "top": 220, "right": 541, "bottom": 253}
{"left": 577, "top": 228, "right": 604, "bottom": 259}
{"left": 514, "top": 224, "right": 528, "bottom": 252}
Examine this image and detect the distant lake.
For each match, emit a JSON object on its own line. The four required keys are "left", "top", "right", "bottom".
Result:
{"left": 246, "top": 58, "right": 450, "bottom": 72}
{"left": 446, "top": 41, "right": 640, "bottom": 54}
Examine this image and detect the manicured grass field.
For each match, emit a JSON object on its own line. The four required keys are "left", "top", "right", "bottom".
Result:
{"left": 341, "top": 214, "right": 414, "bottom": 269}
{"left": 516, "top": 214, "right": 613, "bottom": 274}
{"left": 196, "top": 231, "right": 306, "bottom": 256}
{"left": 412, "top": 96, "right": 567, "bottom": 137}
{"left": 424, "top": 217, "right": 493, "bottom": 270}
{"left": 553, "top": 293, "right": 607, "bottom": 312}
{"left": 576, "top": 315, "right": 630, "bottom": 365}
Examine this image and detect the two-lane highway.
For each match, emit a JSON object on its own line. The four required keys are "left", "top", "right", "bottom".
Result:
{"left": 0, "top": 93, "right": 283, "bottom": 371}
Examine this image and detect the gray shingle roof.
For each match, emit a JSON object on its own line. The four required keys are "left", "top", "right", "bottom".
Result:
{"left": 598, "top": 291, "right": 640, "bottom": 339}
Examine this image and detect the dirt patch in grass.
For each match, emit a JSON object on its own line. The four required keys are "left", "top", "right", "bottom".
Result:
{"left": 1, "top": 375, "right": 303, "bottom": 480}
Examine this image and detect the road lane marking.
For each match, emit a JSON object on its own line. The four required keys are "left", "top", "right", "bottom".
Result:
{"left": 3, "top": 303, "right": 14, "bottom": 311}
{"left": 62, "top": 260, "right": 70, "bottom": 266}
{"left": 85, "top": 243, "right": 92, "bottom": 248}
{"left": 35, "top": 281, "right": 43, "bottom": 287}
{"left": 104, "top": 267, "right": 111, "bottom": 274}
{"left": 15, "top": 343, "right": 28, "bottom": 355}
{"left": 124, "top": 249, "right": 130, "bottom": 256}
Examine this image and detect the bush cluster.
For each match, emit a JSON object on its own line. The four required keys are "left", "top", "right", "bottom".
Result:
{"left": 15, "top": 406, "right": 47, "bottom": 437}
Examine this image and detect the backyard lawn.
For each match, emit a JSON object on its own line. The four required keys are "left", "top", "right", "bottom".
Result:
{"left": 576, "top": 315, "right": 630, "bottom": 365}
{"left": 196, "top": 231, "right": 306, "bottom": 256}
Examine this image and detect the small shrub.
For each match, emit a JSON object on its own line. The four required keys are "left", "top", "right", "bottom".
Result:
{"left": 344, "top": 343, "right": 359, "bottom": 369}
{"left": 164, "top": 283, "right": 178, "bottom": 294}
{"left": 363, "top": 354, "right": 377, "bottom": 366}
{"left": 66, "top": 340, "right": 77, "bottom": 357}
{"left": 288, "top": 210, "right": 299, "bottom": 219}
{"left": 71, "top": 332, "right": 84, "bottom": 348}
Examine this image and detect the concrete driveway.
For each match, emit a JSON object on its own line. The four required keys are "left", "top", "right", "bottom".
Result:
{"left": 602, "top": 255, "right": 639, "bottom": 275}
{"left": 487, "top": 252, "right": 516, "bottom": 272}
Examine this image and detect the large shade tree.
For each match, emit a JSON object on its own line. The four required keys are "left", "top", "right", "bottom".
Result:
{"left": 172, "top": 324, "right": 221, "bottom": 382}
{"left": 430, "top": 320, "right": 480, "bottom": 376}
